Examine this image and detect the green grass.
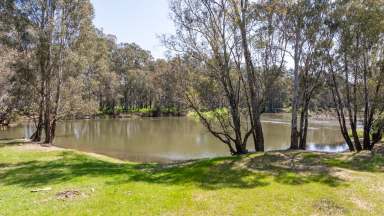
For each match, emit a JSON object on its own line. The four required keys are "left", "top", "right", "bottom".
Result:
{"left": 0, "top": 140, "right": 384, "bottom": 215}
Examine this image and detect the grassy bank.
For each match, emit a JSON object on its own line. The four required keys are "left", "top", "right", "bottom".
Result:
{"left": 0, "top": 140, "right": 384, "bottom": 215}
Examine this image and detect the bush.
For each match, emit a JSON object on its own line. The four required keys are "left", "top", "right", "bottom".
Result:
{"left": 187, "top": 107, "right": 229, "bottom": 121}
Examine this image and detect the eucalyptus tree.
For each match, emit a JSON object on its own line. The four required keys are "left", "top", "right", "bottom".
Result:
{"left": 92, "top": 32, "right": 120, "bottom": 113}
{"left": 285, "top": 0, "right": 331, "bottom": 150}
{"left": 0, "top": 21, "right": 16, "bottom": 125}
{"left": 1, "top": 0, "right": 15, "bottom": 125}
{"left": 167, "top": 0, "right": 254, "bottom": 154}
{"left": 231, "top": 0, "right": 288, "bottom": 151}
{"left": 112, "top": 43, "right": 154, "bottom": 111}
{"left": 151, "top": 58, "right": 186, "bottom": 112}
{"left": 327, "top": 0, "right": 384, "bottom": 151}
{"left": 0, "top": 0, "right": 38, "bottom": 127}
{"left": 0, "top": 46, "right": 16, "bottom": 126}
{"left": 11, "top": 0, "right": 94, "bottom": 143}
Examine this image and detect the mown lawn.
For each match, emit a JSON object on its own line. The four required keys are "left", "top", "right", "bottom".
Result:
{"left": 0, "top": 140, "right": 383, "bottom": 216}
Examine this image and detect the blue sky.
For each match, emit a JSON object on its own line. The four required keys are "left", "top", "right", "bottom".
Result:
{"left": 90, "top": 0, "right": 174, "bottom": 59}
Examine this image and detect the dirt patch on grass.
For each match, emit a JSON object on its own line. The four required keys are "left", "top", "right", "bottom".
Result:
{"left": 192, "top": 191, "right": 215, "bottom": 202}
{"left": 329, "top": 168, "right": 357, "bottom": 181}
{"left": 350, "top": 196, "right": 373, "bottom": 211}
{"left": 56, "top": 190, "right": 85, "bottom": 200}
{"left": 373, "top": 143, "right": 384, "bottom": 156}
{"left": 377, "top": 187, "right": 384, "bottom": 195}
{"left": 313, "top": 199, "right": 346, "bottom": 216}
{"left": 244, "top": 151, "right": 333, "bottom": 173}
{"left": 14, "top": 143, "right": 63, "bottom": 152}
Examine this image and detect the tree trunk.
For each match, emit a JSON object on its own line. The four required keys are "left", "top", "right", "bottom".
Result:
{"left": 254, "top": 115, "right": 264, "bottom": 151}
{"left": 30, "top": 120, "right": 43, "bottom": 142}
{"left": 31, "top": 78, "right": 46, "bottom": 142}
{"left": 290, "top": 51, "right": 300, "bottom": 149}
{"left": 329, "top": 69, "right": 356, "bottom": 151}
{"left": 44, "top": 75, "right": 52, "bottom": 144}
{"left": 290, "top": 21, "right": 302, "bottom": 150}
{"left": 299, "top": 103, "right": 309, "bottom": 150}
{"left": 235, "top": 0, "right": 264, "bottom": 151}
{"left": 363, "top": 126, "right": 371, "bottom": 150}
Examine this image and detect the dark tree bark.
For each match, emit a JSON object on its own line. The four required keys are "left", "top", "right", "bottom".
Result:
{"left": 290, "top": 31, "right": 301, "bottom": 150}
{"left": 231, "top": 0, "right": 265, "bottom": 151}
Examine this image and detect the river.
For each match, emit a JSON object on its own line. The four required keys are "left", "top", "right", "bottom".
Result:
{"left": 0, "top": 114, "right": 348, "bottom": 162}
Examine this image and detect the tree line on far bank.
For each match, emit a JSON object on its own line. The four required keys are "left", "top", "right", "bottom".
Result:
{"left": 1, "top": 0, "right": 384, "bottom": 153}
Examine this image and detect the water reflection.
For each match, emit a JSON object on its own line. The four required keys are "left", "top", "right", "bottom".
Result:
{"left": 306, "top": 143, "right": 349, "bottom": 153}
{"left": 0, "top": 115, "right": 347, "bottom": 162}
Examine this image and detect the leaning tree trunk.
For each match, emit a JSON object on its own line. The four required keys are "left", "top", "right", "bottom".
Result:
{"left": 235, "top": 1, "right": 264, "bottom": 151}
{"left": 44, "top": 74, "right": 53, "bottom": 144}
{"left": 254, "top": 114, "right": 264, "bottom": 151}
{"left": 31, "top": 44, "right": 48, "bottom": 142}
{"left": 31, "top": 93, "right": 45, "bottom": 142}
{"left": 230, "top": 104, "right": 248, "bottom": 154}
{"left": 30, "top": 120, "right": 43, "bottom": 142}
{"left": 329, "top": 64, "right": 357, "bottom": 152}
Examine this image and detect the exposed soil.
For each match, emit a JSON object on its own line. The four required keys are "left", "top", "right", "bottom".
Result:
{"left": 14, "top": 142, "right": 63, "bottom": 152}
{"left": 313, "top": 198, "right": 346, "bottom": 216}
{"left": 373, "top": 143, "right": 384, "bottom": 155}
{"left": 56, "top": 190, "right": 84, "bottom": 200}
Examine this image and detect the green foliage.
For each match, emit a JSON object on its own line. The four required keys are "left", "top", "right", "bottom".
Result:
{"left": 187, "top": 108, "right": 229, "bottom": 121}
{"left": 348, "top": 124, "right": 384, "bottom": 141}
{"left": 348, "top": 128, "right": 365, "bottom": 139}
{"left": 372, "top": 115, "right": 384, "bottom": 135}
{"left": 129, "top": 107, "right": 154, "bottom": 114}
{"left": 160, "top": 107, "right": 179, "bottom": 114}
{"left": 98, "top": 106, "right": 181, "bottom": 116}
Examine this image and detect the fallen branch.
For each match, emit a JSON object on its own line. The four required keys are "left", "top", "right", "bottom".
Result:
{"left": 31, "top": 187, "right": 52, "bottom": 192}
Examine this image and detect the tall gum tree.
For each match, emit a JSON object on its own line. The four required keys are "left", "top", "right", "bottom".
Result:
{"left": 13, "top": 0, "right": 94, "bottom": 143}
{"left": 230, "top": 0, "right": 288, "bottom": 151}
{"left": 286, "top": 0, "right": 330, "bottom": 150}
{"left": 327, "top": 0, "right": 384, "bottom": 151}
{"left": 166, "top": 0, "right": 254, "bottom": 154}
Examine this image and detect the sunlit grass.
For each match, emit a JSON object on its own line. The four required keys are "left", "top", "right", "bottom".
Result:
{"left": 0, "top": 139, "right": 383, "bottom": 215}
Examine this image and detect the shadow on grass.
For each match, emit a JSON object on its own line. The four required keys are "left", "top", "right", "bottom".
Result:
{"left": 244, "top": 153, "right": 344, "bottom": 187}
{"left": 321, "top": 152, "right": 384, "bottom": 172}
{"left": 0, "top": 150, "right": 369, "bottom": 190}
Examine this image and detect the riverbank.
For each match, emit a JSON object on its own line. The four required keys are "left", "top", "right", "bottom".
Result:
{"left": 0, "top": 109, "right": 187, "bottom": 129}
{"left": 0, "top": 140, "right": 383, "bottom": 215}
{"left": 97, "top": 107, "right": 187, "bottom": 118}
